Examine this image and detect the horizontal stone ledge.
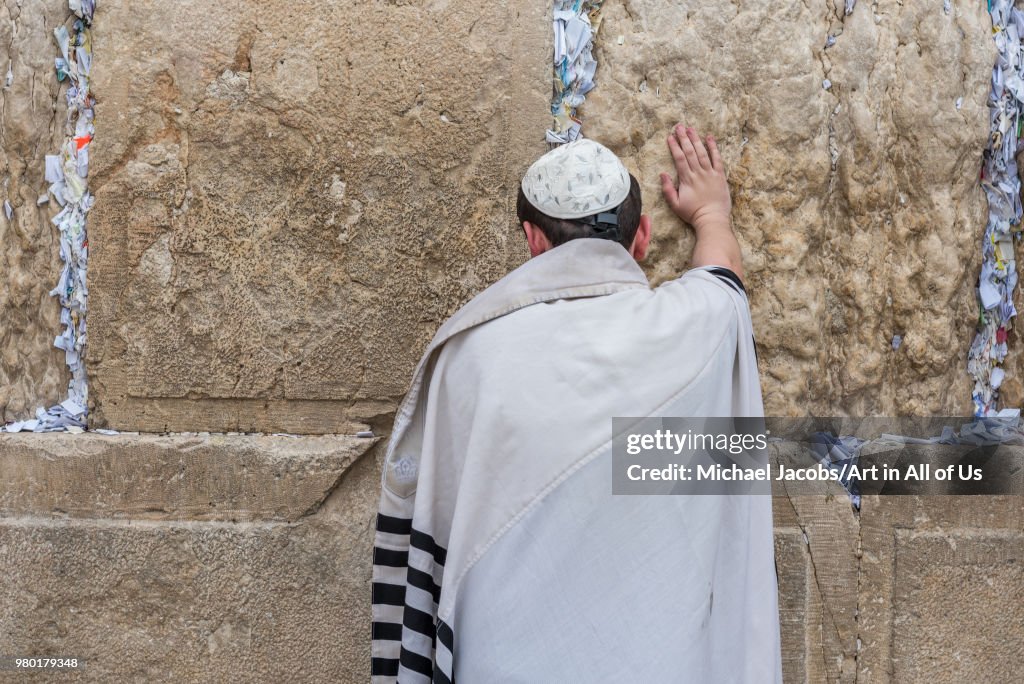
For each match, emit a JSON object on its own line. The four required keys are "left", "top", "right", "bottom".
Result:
{"left": 0, "top": 432, "right": 380, "bottom": 522}
{"left": 91, "top": 397, "right": 380, "bottom": 435}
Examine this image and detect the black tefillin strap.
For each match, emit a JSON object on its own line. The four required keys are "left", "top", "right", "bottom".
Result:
{"left": 574, "top": 205, "right": 621, "bottom": 242}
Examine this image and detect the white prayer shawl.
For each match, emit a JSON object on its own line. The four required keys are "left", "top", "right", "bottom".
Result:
{"left": 372, "top": 239, "right": 782, "bottom": 683}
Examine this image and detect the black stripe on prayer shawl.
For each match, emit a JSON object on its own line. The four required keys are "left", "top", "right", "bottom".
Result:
{"left": 372, "top": 621, "right": 403, "bottom": 641}
{"left": 436, "top": 619, "right": 454, "bottom": 651}
{"left": 708, "top": 266, "right": 746, "bottom": 295}
{"left": 403, "top": 605, "right": 437, "bottom": 639}
{"left": 410, "top": 528, "right": 448, "bottom": 566}
{"left": 400, "top": 646, "right": 435, "bottom": 677}
{"left": 372, "top": 582, "right": 407, "bottom": 606}
{"left": 706, "top": 266, "right": 757, "bottom": 361}
{"left": 433, "top": 620, "right": 455, "bottom": 684}
{"left": 407, "top": 566, "right": 442, "bottom": 604}
{"left": 373, "top": 546, "right": 409, "bottom": 567}
{"left": 371, "top": 657, "right": 399, "bottom": 677}
{"left": 376, "top": 513, "right": 413, "bottom": 535}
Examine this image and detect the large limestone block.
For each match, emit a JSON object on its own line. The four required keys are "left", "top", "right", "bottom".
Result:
{"left": 0, "top": 0, "right": 74, "bottom": 422}
{"left": 0, "top": 432, "right": 377, "bottom": 521}
{"left": 584, "top": 0, "right": 994, "bottom": 415}
{"left": 0, "top": 437, "right": 385, "bottom": 683}
{"left": 773, "top": 494, "right": 860, "bottom": 683}
{"left": 86, "top": 0, "right": 549, "bottom": 432}
{"left": 858, "top": 496, "right": 1024, "bottom": 683}
{"left": 0, "top": 517, "right": 375, "bottom": 682}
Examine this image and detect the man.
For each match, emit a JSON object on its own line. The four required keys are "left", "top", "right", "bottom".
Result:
{"left": 371, "top": 124, "right": 782, "bottom": 683}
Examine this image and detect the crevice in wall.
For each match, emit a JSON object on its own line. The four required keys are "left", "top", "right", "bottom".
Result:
{"left": 786, "top": 489, "right": 853, "bottom": 681}
{"left": 820, "top": 0, "right": 852, "bottom": 415}
{"left": 298, "top": 438, "right": 382, "bottom": 520}
{"left": 1, "top": 1, "right": 15, "bottom": 149}
{"left": 967, "top": 2, "right": 1024, "bottom": 417}
{"left": 1, "top": 0, "right": 96, "bottom": 434}
{"left": 547, "top": 0, "right": 605, "bottom": 145}
{"left": 853, "top": 500, "right": 865, "bottom": 684}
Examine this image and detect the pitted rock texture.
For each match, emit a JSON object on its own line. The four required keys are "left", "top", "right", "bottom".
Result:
{"left": 0, "top": 0, "right": 74, "bottom": 422}
{"left": 585, "top": 0, "right": 994, "bottom": 415}
{"left": 85, "top": 0, "right": 549, "bottom": 432}
{"left": 2, "top": 0, "right": 1007, "bottom": 426}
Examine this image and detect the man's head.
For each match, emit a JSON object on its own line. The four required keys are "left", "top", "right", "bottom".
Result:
{"left": 517, "top": 139, "right": 651, "bottom": 260}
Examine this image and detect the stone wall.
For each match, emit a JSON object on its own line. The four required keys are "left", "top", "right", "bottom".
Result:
{"left": 0, "top": 0, "right": 75, "bottom": 423}
{"left": 3, "top": 0, "right": 1024, "bottom": 682}
{"left": 0, "top": 0, "right": 1005, "bottom": 424}
{"left": 84, "top": 0, "right": 550, "bottom": 433}
{"left": 2, "top": 435, "right": 1022, "bottom": 682}
{"left": 78, "top": 0, "right": 998, "bottom": 429}
{"left": 0, "top": 433, "right": 383, "bottom": 682}
{"left": 585, "top": 0, "right": 995, "bottom": 415}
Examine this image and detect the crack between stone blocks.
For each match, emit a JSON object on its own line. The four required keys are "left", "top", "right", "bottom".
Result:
{"left": 818, "top": 0, "right": 846, "bottom": 204}
{"left": 0, "top": 1, "right": 13, "bottom": 152}
{"left": 785, "top": 487, "right": 848, "bottom": 682}
{"left": 0, "top": 513, "right": 294, "bottom": 529}
{"left": 620, "top": 0, "right": 638, "bottom": 24}
{"left": 885, "top": 528, "right": 898, "bottom": 680}
{"left": 294, "top": 440, "right": 380, "bottom": 520}
{"left": 852, "top": 502, "right": 865, "bottom": 684}
{"left": 0, "top": 0, "right": 26, "bottom": 204}
{"left": 172, "top": 100, "right": 203, "bottom": 216}
{"left": 819, "top": 0, "right": 848, "bottom": 408}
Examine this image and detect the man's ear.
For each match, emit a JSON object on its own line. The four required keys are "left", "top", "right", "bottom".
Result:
{"left": 629, "top": 214, "right": 652, "bottom": 261}
{"left": 523, "top": 221, "right": 553, "bottom": 258}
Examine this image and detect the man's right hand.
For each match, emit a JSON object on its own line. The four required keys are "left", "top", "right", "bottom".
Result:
{"left": 659, "top": 124, "right": 744, "bottom": 280}
{"left": 659, "top": 124, "right": 732, "bottom": 229}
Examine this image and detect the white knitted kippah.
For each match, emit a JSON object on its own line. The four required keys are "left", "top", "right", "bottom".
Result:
{"left": 521, "top": 138, "right": 630, "bottom": 219}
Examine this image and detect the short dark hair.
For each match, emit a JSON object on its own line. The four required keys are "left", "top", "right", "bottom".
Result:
{"left": 516, "top": 173, "right": 642, "bottom": 249}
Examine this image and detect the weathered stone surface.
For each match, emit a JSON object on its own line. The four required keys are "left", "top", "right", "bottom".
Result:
{"left": 2, "top": 519, "right": 355, "bottom": 681}
{"left": 0, "top": 0, "right": 74, "bottom": 422}
{"left": 84, "top": 0, "right": 549, "bottom": 432}
{"left": 0, "top": 438, "right": 386, "bottom": 683}
{"left": 891, "top": 531, "right": 1023, "bottom": 681}
{"left": 0, "top": 432, "right": 377, "bottom": 521}
{"left": 858, "top": 496, "right": 1024, "bottom": 684}
{"left": 773, "top": 493, "right": 860, "bottom": 684}
{"left": 1, "top": 432, "right": 1022, "bottom": 682}
{"left": 0, "top": 0, "right": 1005, "bottom": 424}
{"left": 2, "top": 1, "right": 1024, "bottom": 681}
{"left": 585, "top": 0, "right": 994, "bottom": 415}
